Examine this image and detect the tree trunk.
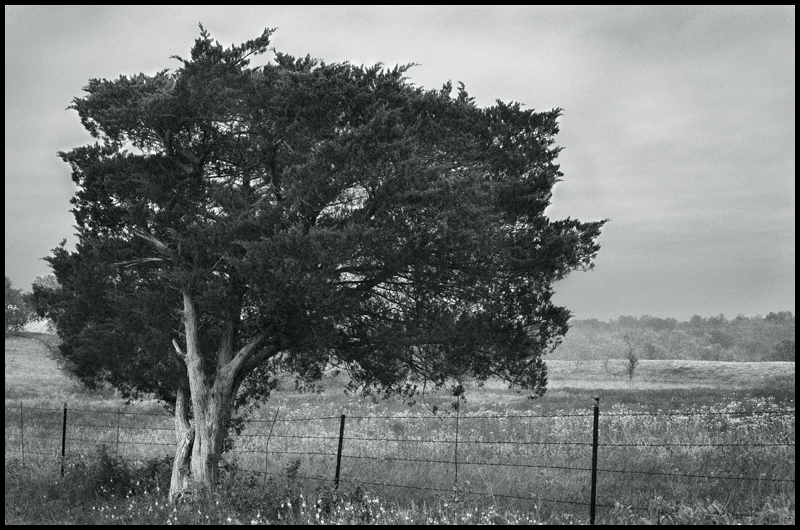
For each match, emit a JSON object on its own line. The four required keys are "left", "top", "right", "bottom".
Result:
{"left": 169, "top": 385, "right": 194, "bottom": 502}
{"left": 189, "top": 386, "right": 236, "bottom": 491}
{"left": 173, "top": 290, "right": 274, "bottom": 498}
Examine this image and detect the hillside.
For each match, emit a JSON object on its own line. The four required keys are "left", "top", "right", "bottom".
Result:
{"left": 5, "top": 333, "right": 81, "bottom": 402}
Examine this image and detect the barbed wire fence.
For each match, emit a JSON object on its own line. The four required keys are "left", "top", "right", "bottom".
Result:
{"left": 5, "top": 400, "right": 795, "bottom": 524}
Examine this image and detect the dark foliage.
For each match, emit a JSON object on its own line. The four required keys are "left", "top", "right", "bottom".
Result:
{"left": 37, "top": 25, "right": 605, "bottom": 405}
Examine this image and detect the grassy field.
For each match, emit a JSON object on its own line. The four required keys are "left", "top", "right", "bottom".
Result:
{"left": 5, "top": 332, "right": 795, "bottom": 524}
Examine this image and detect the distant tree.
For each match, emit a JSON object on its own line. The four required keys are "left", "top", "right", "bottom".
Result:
{"left": 689, "top": 315, "right": 705, "bottom": 328}
{"left": 549, "top": 318, "right": 616, "bottom": 361}
{"left": 32, "top": 274, "right": 60, "bottom": 292}
{"left": 30, "top": 275, "right": 60, "bottom": 333}
{"left": 618, "top": 326, "right": 643, "bottom": 379}
{"left": 41, "top": 26, "right": 606, "bottom": 499}
{"left": 5, "top": 277, "right": 35, "bottom": 334}
{"left": 772, "top": 339, "right": 795, "bottom": 362}
{"left": 709, "top": 328, "right": 734, "bottom": 349}
{"left": 766, "top": 311, "right": 794, "bottom": 323}
{"left": 640, "top": 315, "right": 677, "bottom": 333}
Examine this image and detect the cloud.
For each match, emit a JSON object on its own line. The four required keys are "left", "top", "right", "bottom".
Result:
{"left": 4, "top": 6, "right": 794, "bottom": 321}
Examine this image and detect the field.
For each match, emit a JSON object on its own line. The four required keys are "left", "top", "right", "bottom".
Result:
{"left": 5, "top": 332, "right": 796, "bottom": 525}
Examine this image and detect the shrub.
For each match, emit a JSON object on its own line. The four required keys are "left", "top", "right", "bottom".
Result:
{"left": 46, "top": 445, "right": 172, "bottom": 504}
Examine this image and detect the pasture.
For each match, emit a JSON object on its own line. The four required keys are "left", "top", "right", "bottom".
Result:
{"left": 5, "top": 332, "right": 795, "bottom": 524}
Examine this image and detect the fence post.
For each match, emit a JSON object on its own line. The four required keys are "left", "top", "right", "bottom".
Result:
{"left": 61, "top": 402, "right": 68, "bottom": 477}
{"left": 590, "top": 397, "right": 599, "bottom": 525}
{"left": 115, "top": 407, "right": 121, "bottom": 454}
{"left": 19, "top": 403, "right": 24, "bottom": 469}
{"left": 454, "top": 403, "right": 459, "bottom": 490}
{"left": 334, "top": 414, "right": 346, "bottom": 489}
{"left": 264, "top": 407, "right": 280, "bottom": 489}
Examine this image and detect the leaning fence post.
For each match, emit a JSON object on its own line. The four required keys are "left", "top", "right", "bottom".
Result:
{"left": 334, "top": 414, "right": 346, "bottom": 489}
{"left": 590, "top": 396, "right": 599, "bottom": 525}
{"left": 61, "top": 402, "right": 68, "bottom": 477}
{"left": 264, "top": 407, "right": 280, "bottom": 489}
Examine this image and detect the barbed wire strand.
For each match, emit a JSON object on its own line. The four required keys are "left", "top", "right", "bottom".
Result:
{"left": 6, "top": 403, "right": 794, "bottom": 515}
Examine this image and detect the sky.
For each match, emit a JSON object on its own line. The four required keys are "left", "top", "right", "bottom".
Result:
{"left": 4, "top": 5, "right": 795, "bottom": 322}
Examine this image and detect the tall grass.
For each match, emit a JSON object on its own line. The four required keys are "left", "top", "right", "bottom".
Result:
{"left": 5, "top": 395, "right": 794, "bottom": 524}
{"left": 4, "top": 334, "right": 795, "bottom": 524}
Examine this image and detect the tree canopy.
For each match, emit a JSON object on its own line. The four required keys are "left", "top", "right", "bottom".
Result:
{"left": 38, "top": 25, "right": 606, "bottom": 496}
{"left": 5, "top": 277, "right": 35, "bottom": 333}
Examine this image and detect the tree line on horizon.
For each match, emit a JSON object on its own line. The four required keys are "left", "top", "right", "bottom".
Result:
{"left": 8, "top": 275, "right": 793, "bottom": 363}
{"left": 551, "top": 312, "right": 795, "bottom": 363}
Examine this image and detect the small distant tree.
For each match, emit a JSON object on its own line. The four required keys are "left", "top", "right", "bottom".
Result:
{"left": 619, "top": 327, "right": 642, "bottom": 379}
{"left": 40, "top": 25, "right": 607, "bottom": 499}
{"left": 5, "top": 277, "right": 35, "bottom": 334}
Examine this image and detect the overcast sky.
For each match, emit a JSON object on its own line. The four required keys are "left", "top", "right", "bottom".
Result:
{"left": 4, "top": 6, "right": 795, "bottom": 321}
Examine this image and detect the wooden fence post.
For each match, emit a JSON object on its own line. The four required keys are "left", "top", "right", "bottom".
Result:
{"left": 264, "top": 407, "right": 280, "bottom": 489}
{"left": 61, "top": 402, "right": 68, "bottom": 477}
{"left": 115, "top": 407, "right": 121, "bottom": 454}
{"left": 454, "top": 403, "right": 460, "bottom": 490}
{"left": 590, "top": 397, "right": 599, "bottom": 525}
{"left": 20, "top": 403, "right": 24, "bottom": 469}
{"left": 334, "top": 414, "right": 346, "bottom": 489}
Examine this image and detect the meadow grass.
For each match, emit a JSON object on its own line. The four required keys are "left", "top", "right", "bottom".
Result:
{"left": 5, "top": 332, "right": 795, "bottom": 524}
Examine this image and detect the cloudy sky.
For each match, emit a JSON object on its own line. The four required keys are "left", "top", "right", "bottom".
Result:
{"left": 4, "top": 6, "right": 795, "bottom": 321}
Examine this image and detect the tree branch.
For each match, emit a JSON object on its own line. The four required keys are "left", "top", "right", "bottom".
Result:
{"left": 132, "top": 229, "right": 170, "bottom": 252}
{"left": 172, "top": 339, "right": 187, "bottom": 363}
{"left": 115, "top": 257, "right": 164, "bottom": 268}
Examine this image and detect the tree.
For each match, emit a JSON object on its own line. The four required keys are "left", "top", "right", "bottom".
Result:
{"left": 29, "top": 275, "right": 60, "bottom": 333}
{"left": 5, "top": 277, "right": 35, "bottom": 333}
{"left": 772, "top": 339, "right": 795, "bottom": 362}
{"left": 40, "top": 25, "right": 606, "bottom": 499}
{"left": 619, "top": 327, "right": 643, "bottom": 379}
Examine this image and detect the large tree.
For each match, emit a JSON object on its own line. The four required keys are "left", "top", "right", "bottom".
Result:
{"left": 39, "top": 26, "right": 606, "bottom": 499}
